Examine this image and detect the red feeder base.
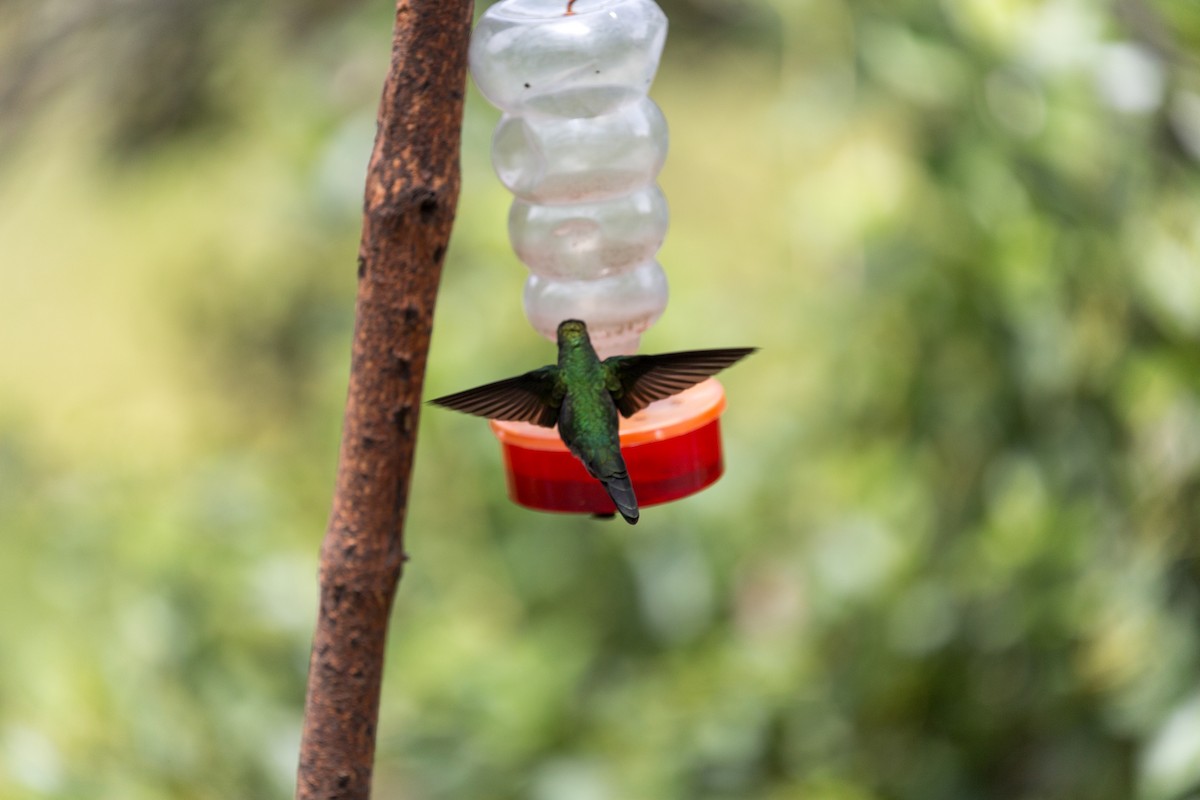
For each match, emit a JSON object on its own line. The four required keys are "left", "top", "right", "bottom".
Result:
{"left": 490, "top": 379, "right": 729, "bottom": 515}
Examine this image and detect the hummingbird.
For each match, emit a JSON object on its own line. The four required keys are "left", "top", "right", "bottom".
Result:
{"left": 429, "top": 319, "right": 755, "bottom": 524}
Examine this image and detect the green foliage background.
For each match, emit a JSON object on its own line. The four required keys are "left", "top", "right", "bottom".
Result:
{"left": 3, "top": 0, "right": 1200, "bottom": 797}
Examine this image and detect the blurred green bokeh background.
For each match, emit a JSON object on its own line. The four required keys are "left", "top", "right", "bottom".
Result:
{"left": 4, "top": 0, "right": 1200, "bottom": 797}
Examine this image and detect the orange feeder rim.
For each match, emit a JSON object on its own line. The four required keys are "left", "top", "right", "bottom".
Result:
{"left": 490, "top": 378, "right": 728, "bottom": 451}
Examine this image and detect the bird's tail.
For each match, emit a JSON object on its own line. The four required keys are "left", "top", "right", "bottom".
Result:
{"left": 601, "top": 470, "right": 639, "bottom": 525}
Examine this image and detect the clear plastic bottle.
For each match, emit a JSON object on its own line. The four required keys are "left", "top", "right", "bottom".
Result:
{"left": 470, "top": 0, "right": 670, "bottom": 356}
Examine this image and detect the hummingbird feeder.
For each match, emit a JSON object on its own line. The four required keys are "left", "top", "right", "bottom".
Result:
{"left": 468, "top": 0, "right": 734, "bottom": 515}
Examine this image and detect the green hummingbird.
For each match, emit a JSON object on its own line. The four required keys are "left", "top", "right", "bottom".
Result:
{"left": 429, "top": 319, "right": 755, "bottom": 524}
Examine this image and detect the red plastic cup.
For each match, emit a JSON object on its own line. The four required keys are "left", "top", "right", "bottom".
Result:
{"left": 490, "top": 378, "right": 729, "bottom": 515}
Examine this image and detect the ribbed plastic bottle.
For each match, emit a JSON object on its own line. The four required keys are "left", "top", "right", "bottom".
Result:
{"left": 469, "top": 0, "right": 670, "bottom": 357}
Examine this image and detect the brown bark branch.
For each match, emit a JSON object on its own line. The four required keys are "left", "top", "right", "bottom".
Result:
{"left": 296, "top": 2, "right": 474, "bottom": 798}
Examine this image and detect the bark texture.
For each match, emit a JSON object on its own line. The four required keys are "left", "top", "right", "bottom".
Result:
{"left": 296, "top": 2, "right": 474, "bottom": 798}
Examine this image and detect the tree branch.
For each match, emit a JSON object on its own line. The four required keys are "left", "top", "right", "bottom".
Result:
{"left": 296, "top": 2, "right": 474, "bottom": 798}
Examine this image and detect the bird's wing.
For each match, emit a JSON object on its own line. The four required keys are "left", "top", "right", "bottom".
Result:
{"left": 428, "top": 366, "right": 562, "bottom": 427}
{"left": 604, "top": 348, "right": 757, "bottom": 417}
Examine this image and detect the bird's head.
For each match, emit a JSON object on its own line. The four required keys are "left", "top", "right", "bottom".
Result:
{"left": 556, "top": 319, "right": 590, "bottom": 348}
